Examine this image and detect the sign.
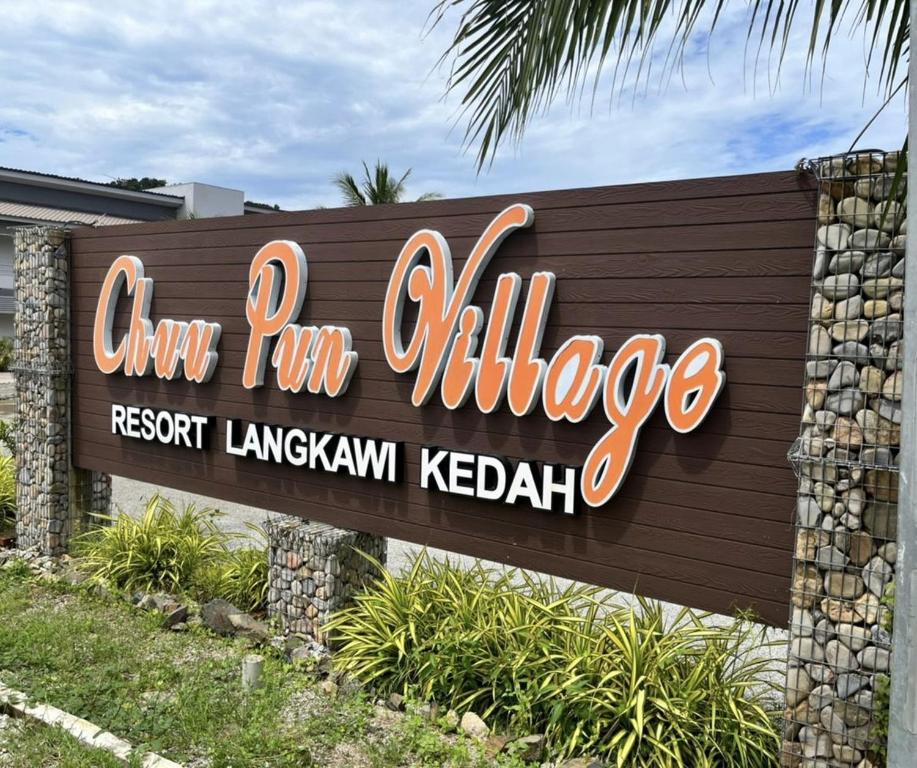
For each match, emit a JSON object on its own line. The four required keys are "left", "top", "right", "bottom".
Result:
{"left": 92, "top": 204, "right": 725, "bottom": 514}
{"left": 70, "top": 171, "right": 816, "bottom": 624}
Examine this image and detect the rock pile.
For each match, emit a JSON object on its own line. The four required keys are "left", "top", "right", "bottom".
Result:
{"left": 784, "top": 151, "right": 905, "bottom": 767}
{"left": 264, "top": 516, "right": 386, "bottom": 644}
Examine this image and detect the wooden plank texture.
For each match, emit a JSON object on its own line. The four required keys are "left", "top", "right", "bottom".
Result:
{"left": 69, "top": 170, "right": 816, "bottom": 625}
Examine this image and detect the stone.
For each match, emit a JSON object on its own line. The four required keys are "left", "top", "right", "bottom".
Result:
{"left": 507, "top": 734, "right": 546, "bottom": 763}
{"left": 835, "top": 672, "right": 870, "bottom": 699}
{"left": 814, "top": 410, "right": 838, "bottom": 431}
{"left": 824, "top": 572, "right": 864, "bottom": 600}
{"left": 824, "top": 388, "right": 864, "bottom": 416}
{"left": 227, "top": 612, "right": 272, "bottom": 643}
{"left": 805, "top": 380, "right": 828, "bottom": 409}
{"left": 817, "top": 194, "right": 835, "bottom": 225}
{"left": 873, "top": 199, "right": 904, "bottom": 231}
{"left": 816, "top": 545, "right": 847, "bottom": 570}
{"left": 822, "top": 598, "right": 858, "bottom": 624}
{"left": 793, "top": 565, "right": 823, "bottom": 608}
{"left": 202, "top": 599, "right": 243, "bottom": 635}
{"left": 842, "top": 488, "right": 866, "bottom": 516}
{"left": 831, "top": 418, "right": 862, "bottom": 451}
{"left": 893, "top": 256, "right": 906, "bottom": 277}
{"left": 871, "top": 397, "right": 902, "bottom": 424}
{"left": 809, "top": 325, "right": 832, "bottom": 356}
{"left": 870, "top": 313, "right": 902, "bottom": 344}
{"left": 797, "top": 499, "right": 822, "bottom": 529}
{"left": 820, "top": 273, "right": 859, "bottom": 300}
{"left": 857, "top": 366, "right": 885, "bottom": 397}
{"left": 806, "top": 359, "right": 838, "bottom": 379}
{"left": 792, "top": 637, "right": 825, "bottom": 664}
{"left": 865, "top": 469, "right": 898, "bottom": 502}
{"left": 850, "top": 228, "right": 891, "bottom": 250}
{"left": 856, "top": 409, "right": 900, "bottom": 446}
{"left": 882, "top": 371, "right": 902, "bottom": 401}
{"left": 833, "top": 295, "right": 861, "bottom": 320}
{"left": 813, "top": 483, "right": 835, "bottom": 513}
{"left": 862, "top": 555, "right": 893, "bottom": 596}
{"left": 835, "top": 624, "right": 871, "bottom": 653}
{"left": 857, "top": 646, "right": 891, "bottom": 672}
{"left": 817, "top": 223, "right": 851, "bottom": 250}
{"left": 836, "top": 198, "right": 874, "bottom": 228}
{"left": 833, "top": 341, "right": 870, "bottom": 362}
{"left": 854, "top": 593, "right": 881, "bottom": 624}
{"left": 826, "top": 639, "right": 858, "bottom": 671}
{"left": 442, "top": 709, "right": 460, "bottom": 731}
{"left": 819, "top": 704, "right": 848, "bottom": 742}
{"left": 829, "top": 248, "right": 866, "bottom": 274}
{"left": 830, "top": 319, "right": 869, "bottom": 342}
{"left": 862, "top": 276, "right": 903, "bottom": 298}
{"left": 386, "top": 693, "right": 405, "bottom": 711}
{"left": 460, "top": 711, "right": 490, "bottom": 740}
{"left": 862, "top": 299, "right": 889, "bottom": 318}
{"left": 811, "top": 292, "right": 834, "bottom": 320}
{"left": 834, "top": 700, "right": 872, "bottom": 728}
{"left": 847, "top": 532, "right": 874, "bottom": 567}
{"left": 885, "top": 338, "right": 904, "bottom": 370}
{"left": 861, "top": 251, "right": 896, "bottom": 278}
{"left": 879, "top": 541, "right": 897, "bottom": 564}
{"left": 798, "top": 725, "right": 832, "bottom": 758}
{"left": 791, "top": 607, "right": 814, "bottom": 636}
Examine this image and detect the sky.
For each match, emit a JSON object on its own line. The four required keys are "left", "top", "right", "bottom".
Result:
{"left": 0, "top": 1, "right": 907, "bottom": 210}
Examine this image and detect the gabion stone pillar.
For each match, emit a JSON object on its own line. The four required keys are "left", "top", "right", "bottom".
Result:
{"left": 264, "top": 516, "right": 386, "bottom": 644}
{"left": 13, "top": 226, "right": 110, "bottom": 555}
{"left": 783, "top": 151, "right": 905, "bottom": 767}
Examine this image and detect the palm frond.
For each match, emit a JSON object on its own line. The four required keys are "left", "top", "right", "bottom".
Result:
{"left": 432, "top": 0, "right": 909, "bottom": 169}
{"left": 333, "top": 171, "right": 367, "bottom": 206}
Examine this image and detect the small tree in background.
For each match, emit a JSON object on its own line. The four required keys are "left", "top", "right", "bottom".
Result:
{"left": 107, "top": 177, "right": 167, "bottom": 191}
{"left": 334, "top": 161, "right": 441, "bottom": 205}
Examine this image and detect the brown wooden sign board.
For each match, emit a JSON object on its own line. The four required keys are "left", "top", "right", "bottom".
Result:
{"left": 70, "top": 170, "right": 816, "bottom": 625}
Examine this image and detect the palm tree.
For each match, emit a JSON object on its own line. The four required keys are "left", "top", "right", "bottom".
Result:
{"left": 334, "top": 161, "right": 442, "bottom": 205}
{"left": 431, "top": 0, "right": 908, "bottom": 169}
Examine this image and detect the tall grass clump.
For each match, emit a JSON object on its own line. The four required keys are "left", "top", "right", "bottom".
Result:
{"left": 73, "top": 493, "right": 269, "bottom": 611}
{"left": 327, "top": 552, "right": 780, "bottom": 767}
{"left": 0, "top": 455, "right": 16, "bottom": 526}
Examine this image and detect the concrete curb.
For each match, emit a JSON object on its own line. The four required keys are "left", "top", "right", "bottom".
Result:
{"left": 0, "top": 683, "right": 182, "bottom": 767}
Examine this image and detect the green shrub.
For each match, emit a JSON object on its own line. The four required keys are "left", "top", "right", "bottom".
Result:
{"left": 0, "top": 419, "right": 16, "bottom": 457}
{"left": 74, "top": 494, "right": 229, "bottom": 594}
{"left": 873, "top": 581, "right": 896, "bottom": 764}
{"left": 327, "top": 552, "right": 780, "bottom": 767}
{"left": 0, "top": 338, "right": 13, "bottom": 372}
{"left": 0, "top": 454, "right": 15, "bottom": 526}
{"left": 194, "top": 526, "right": 270, "bottom": 613}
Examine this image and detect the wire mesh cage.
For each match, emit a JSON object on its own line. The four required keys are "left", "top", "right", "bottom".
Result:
{"left": 784, "top": 149, "right": 904, "bottom": 767}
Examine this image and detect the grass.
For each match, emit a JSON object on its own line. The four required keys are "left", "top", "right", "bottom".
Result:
{"left": 0, "top": 718, "right": 135, "bottom": 768}
{"left": 0, "top": 565, "right": 532, "bottom": 767}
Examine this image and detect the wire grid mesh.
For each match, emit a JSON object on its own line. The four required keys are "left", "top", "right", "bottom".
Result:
{"left": 12, "top": 225, "right": 110, "bottom": 554}
{"left": 783, "top": 150, "right": 904, "bottom": 767}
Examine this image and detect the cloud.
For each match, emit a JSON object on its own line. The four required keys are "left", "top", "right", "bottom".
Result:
{"left": 0, "top": 0, "right": 905, "bottom": 209}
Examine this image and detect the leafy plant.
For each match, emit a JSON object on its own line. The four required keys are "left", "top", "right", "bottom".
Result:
{"left": 195, "top": 526, "right": 270, "bottom": 613}
{"left": 328, "top": 552, "right": 780, "bottom": 766}
{"left": 431, "top": 1, "right": 908, "bottom": 169}
{"left": 73, "top": 494, "right": 270, "bottom": 611}
{"left": 0, "top": 454, "right": 16, "bottom": 526}
{"left": 0, "top": 418, "right": 17, "bottom": 456}
{"left": 74, "top": 494, "right": 230, "bottom": 594}
{"left": 0, "top": 337, "right": 13, "bottom": 372}
{"left": 873, "top": 580, "right": 896, "bottom": 764}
